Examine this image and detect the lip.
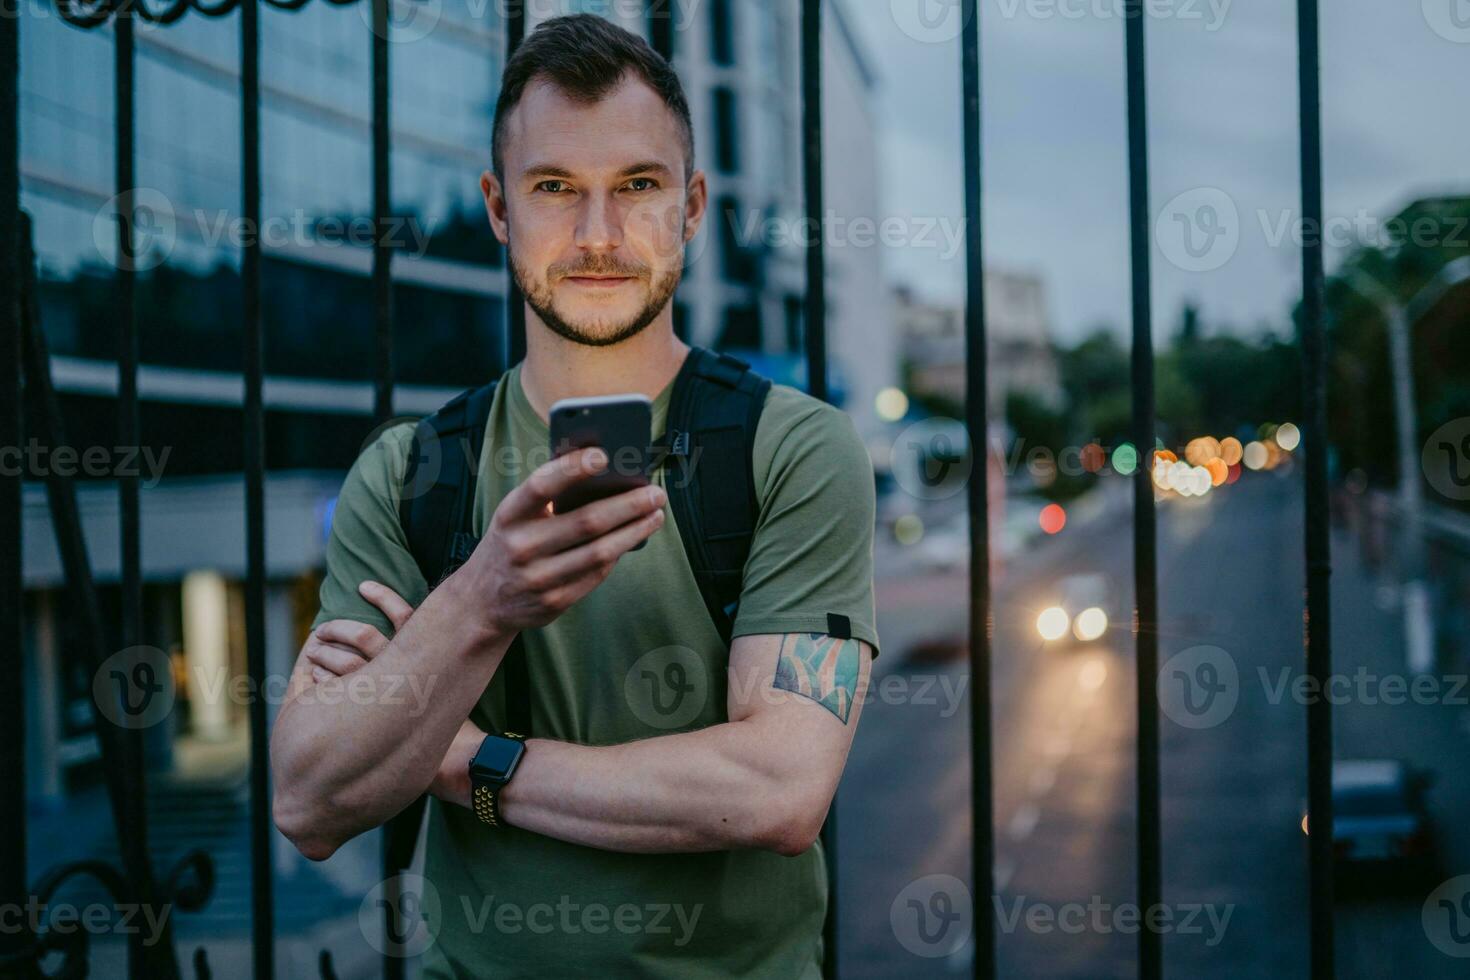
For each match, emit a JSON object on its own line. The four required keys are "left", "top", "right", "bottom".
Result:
{"left": 565, "top": 275, "right": 634, "bottom": 287}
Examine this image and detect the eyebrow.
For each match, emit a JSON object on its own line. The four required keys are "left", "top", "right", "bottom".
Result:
{"left": 521, "top": 161, "right": 673, "bottom": 181}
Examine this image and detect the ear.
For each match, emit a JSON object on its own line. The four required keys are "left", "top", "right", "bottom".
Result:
{"left": 682, "top": 169, "right": 708, "bottom": 243}
{"left": 481, "top": 169, "right": 510, "bottom": 246}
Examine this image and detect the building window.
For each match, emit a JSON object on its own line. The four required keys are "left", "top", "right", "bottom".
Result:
{"left": 712, "top": 87, "right": 740, "bottom": 174}
{"left": 710, "top": 0, "right": 735, "bottom": 66}
{"left": 648, "top": 0, "right": 675, "bottom": 60}
{"left": 784, "top": 294, "right": 804, "bottom": 353}
{"left": 718, "top": 195, "right": 756, "bottom": 284}
{"left": 718, "top": 303, "right": 762, "bottom": 352}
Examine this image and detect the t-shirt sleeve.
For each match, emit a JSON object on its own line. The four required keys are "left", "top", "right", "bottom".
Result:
{"left": 311, "top": 423, "right": 431, "bottom": 637}
{"left": 730, "top": 388, "right": 880, "bottom": 658}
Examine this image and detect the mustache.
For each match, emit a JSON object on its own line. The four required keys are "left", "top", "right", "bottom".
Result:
{"left": 553, "top": 258, "right": 649, "bottom": 279}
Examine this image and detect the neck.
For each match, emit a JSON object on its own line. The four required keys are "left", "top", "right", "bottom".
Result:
{"left": 518, "top": 308, "right": 690, "bottom": 424}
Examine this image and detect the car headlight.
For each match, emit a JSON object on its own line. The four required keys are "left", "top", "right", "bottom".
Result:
{"left": 1073, "top": 607, "right": 1108, "bottom": 642}
{"left": 1037, "top": 606, "right": 1070, "bottom": 641}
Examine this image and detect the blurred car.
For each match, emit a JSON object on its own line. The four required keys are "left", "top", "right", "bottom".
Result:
{"left": 1301, "top": 760, "right": 1437, "bottom": 879}
{"left": 1035, "top": 572, "right": 1113, "bottom": 643}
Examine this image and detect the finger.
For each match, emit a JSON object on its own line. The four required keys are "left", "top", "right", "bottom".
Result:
{"left": 307, "top": 637, "right": 368, "bottom": 660}
{"left": 305, "top": 644, "right": 368, "bottom": 676}
{"left": 315, "top": 620, "right": 389, "bottom": 658}
{"left": 524, "top": 483, "right": 666, "bottom": 555}
{"left": 527, "top": 505, "right": 665, "bottom": 589}
{"left": 358, "top": 581, "right": 414, "bottom": 633}
{"left": 312, "top": 666, "right": 331, "bottom": 685}
{"left": 495, "top": 448, "right": 608, "bottom": 524}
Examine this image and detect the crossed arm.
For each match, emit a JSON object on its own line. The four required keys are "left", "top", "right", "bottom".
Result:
{"left": 285, "top": 577, "right": 871, "bottom": 859}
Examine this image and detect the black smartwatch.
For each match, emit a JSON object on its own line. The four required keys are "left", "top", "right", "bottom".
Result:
{"left": 469, "top": 731, "right": 526, "bottom": 828}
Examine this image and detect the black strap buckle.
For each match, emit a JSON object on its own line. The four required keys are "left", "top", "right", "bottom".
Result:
{"left": 647, "top": 430, "right": 691, "bottom": 473}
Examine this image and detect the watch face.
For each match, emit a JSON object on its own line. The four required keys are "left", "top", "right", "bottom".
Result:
{"left": 471, "top": 736, "right": 523, "bottom": 781}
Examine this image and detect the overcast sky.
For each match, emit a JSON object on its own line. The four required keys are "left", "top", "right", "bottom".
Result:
{"left": 842, "top": 0, "right": 1470, "bottom": 344}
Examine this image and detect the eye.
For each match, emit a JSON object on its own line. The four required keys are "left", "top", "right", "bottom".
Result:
{"left": 535, "top": 180, "right": 570, "bottom": 194}
{"left": 624, "top": 177, "right": 658, "bottom": 192}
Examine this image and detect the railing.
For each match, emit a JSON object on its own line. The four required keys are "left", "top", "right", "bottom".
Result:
{"left": 0, "top": 1, "right": 1339, "bottom": 978}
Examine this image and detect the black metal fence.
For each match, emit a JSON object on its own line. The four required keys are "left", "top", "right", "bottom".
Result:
{"left": 0, "top": 1, "right": 1337, "bottom": 977}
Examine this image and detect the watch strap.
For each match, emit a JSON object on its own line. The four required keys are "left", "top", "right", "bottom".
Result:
{"left": 471, "top": 731, "right": 524, "bottom": 829}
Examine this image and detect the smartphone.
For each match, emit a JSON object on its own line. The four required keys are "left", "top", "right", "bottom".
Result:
{"left": 548, "top": 394, "right": 653, "bottom": 524}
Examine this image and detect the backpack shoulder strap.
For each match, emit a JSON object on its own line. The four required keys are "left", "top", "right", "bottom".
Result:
{"left": 399, "top": 380, "right": 498, "bottom": 588}
{"left": 397, "top": 378, "right": 532, "bottom": 741}
{"left": 655, "top": 346, "right": 772, "bottom": 647}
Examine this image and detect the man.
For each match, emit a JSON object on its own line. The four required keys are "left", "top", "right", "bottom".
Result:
{"left": 270, "top": 14, "right": 879, "bottom": 978}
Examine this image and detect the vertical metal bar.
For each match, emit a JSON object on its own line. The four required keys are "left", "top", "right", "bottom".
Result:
{"left": 505, "top": 0, "right": 526, "bottom": 366}
{"left": 240, "top": 0, "right": 274, "bottom": 975}
{"left": 372, "top": 0, "right": 394, "bottom": 425}
{"left": 114, "top": 12, "right": 178, "bottom": 976}
{"left": 798, "top": 5, "right": 837, "bottom": 978}
{"left": 116, "top": 0, "right": 141, "bottom": 675}
{"left": 369, "top": 7, "right": 410, "bottom": 979}
{"left": 1122, "top": 4, "right": 1162, "bottom": 979}
{"left": 0, "top": 10, "right": 27, "bottom": 973}
{"left": 958, "top": 2, "right": 995, "bottom": 977}
{"left": 1296, "top": 1, "right": 1334, "bottom": 976}
{"left": 800, "top": 0, "right": 826, "bottom": 405}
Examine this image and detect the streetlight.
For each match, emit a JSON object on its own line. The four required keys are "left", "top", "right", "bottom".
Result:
{"left": 1342, "top": 256, "right": 1470, "bottom": 674}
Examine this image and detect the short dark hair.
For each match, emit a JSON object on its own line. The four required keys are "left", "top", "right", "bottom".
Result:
{"left": 492, "top": 14, "right": 695, "bottom": 183}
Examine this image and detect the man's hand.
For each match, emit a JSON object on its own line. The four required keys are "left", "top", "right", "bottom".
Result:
{"left": 272, "top": 446, "right": 667, "bottom": 860}
{"left": 302, "top": 581, "right": 410, "bottom": 684}
{"left": 304, "top": 581, "right": 484, "bottom": 804}
{"left": 455, "top": 447, "right": 667, "bottom": 636}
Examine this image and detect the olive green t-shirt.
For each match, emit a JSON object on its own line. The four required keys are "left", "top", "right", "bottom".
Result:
{"left": 312, "top": 359, "right": 879, "bottom": 978}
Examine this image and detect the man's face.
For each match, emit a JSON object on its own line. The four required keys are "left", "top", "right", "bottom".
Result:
{"left": 482, "top": 73, "right": 706, "bottom": 347}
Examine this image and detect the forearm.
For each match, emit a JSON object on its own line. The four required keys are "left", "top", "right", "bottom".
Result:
{"left": 270, "top": 571, "right": 512, "bottom": 858}
{"left": 478, "top": 720, "right": 836, "bottom": 856}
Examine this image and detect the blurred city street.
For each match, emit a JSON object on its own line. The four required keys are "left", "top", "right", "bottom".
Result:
{"left": 842, "top": 473, "right": 1470, "bottom": 979}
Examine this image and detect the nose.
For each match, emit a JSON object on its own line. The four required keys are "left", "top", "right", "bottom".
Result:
{"left": 574, "top": 190, "right": 623, "bottom": 253}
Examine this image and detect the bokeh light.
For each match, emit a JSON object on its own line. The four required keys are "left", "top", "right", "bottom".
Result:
{"left": 875, "top": 387, "right": 909, "bottom": 422}
{"left": 1073, "top": 607, "right": 1108, "bottom": 641}
{"left": 1113, "top": 442, "right": 1138, "bottom": 476}
{"left": 1274, "top": 422, "right": 1300, "bottom": 452}
{"left": 1243, "top": 440, "right": 1268, "bottom": 471}
{"left": 1037, "top": 606, "right": 1070, "bottom": 641}
{"left": 893, "top": 513, "right": 924, "bottom": 545}
{"left": 1039, "top": 503, "right": 1067, "bottom": 535}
